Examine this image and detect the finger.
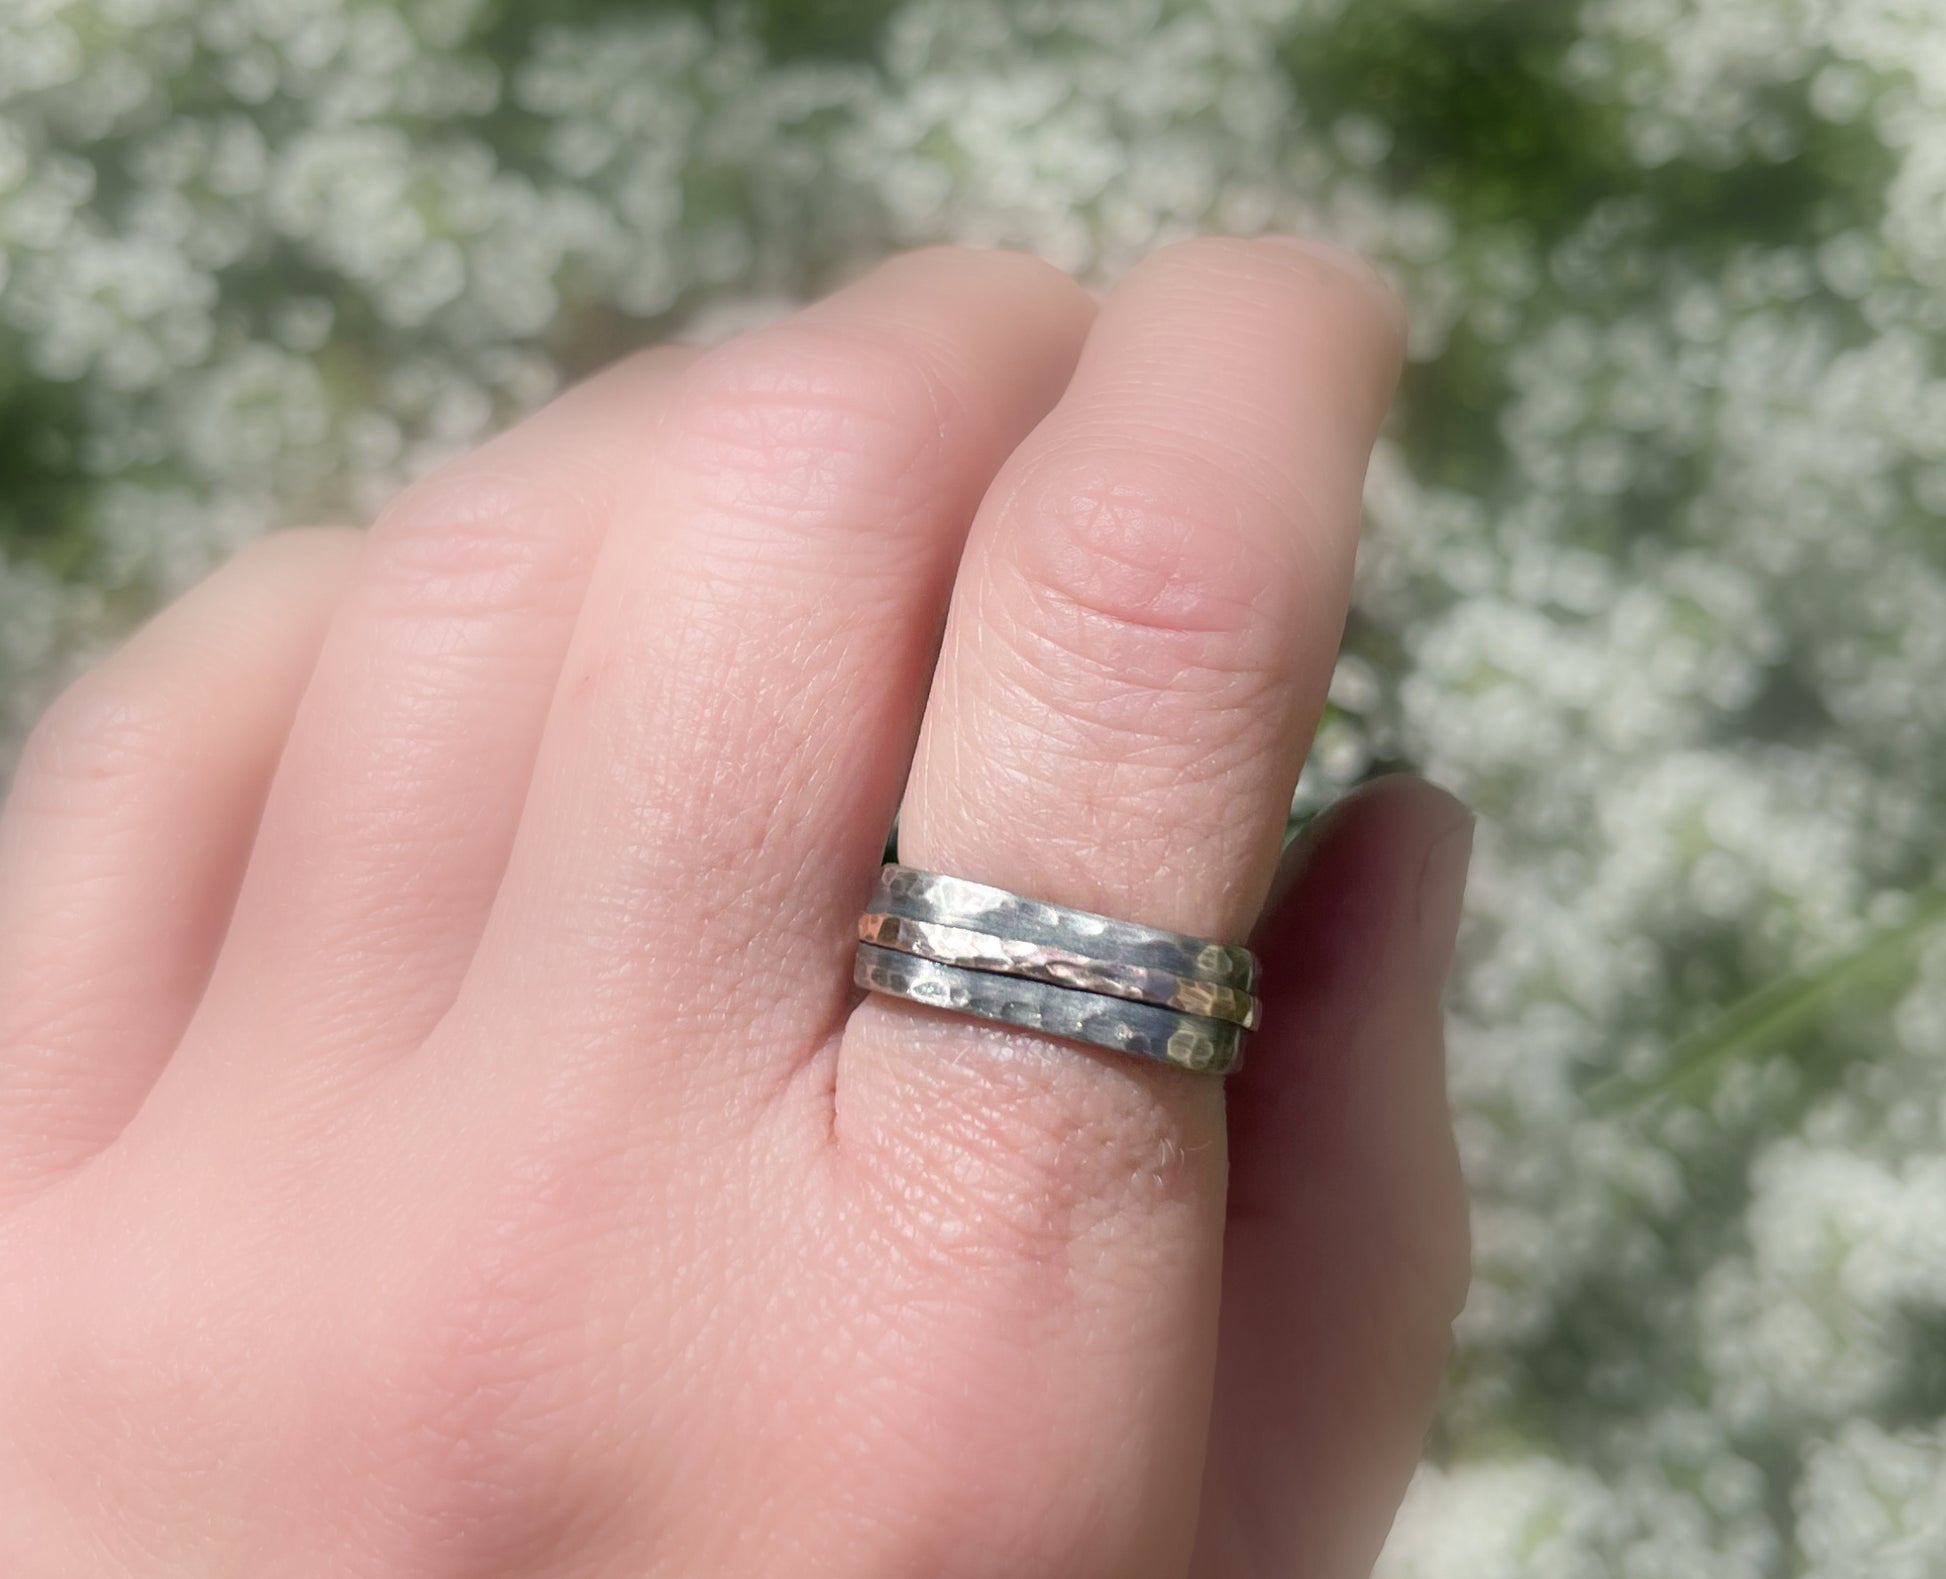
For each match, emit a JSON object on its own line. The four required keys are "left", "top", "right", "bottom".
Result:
{"left": 836, "top": 237, "right": 1406, "bottom": 1576}
{"left": 462, "top": 248, "right": 1094, "bottom": 1098}
{"left": 1191, "top": 777, "right": 1472, "bottom": 1579}
{"left": 0, "top": 529, "right": 359, "bottom": 1206}
{"left": 165, "top": 348, "right": 697, "bottom": 1102}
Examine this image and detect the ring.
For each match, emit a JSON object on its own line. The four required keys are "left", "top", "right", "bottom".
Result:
{"left": 852, "top": 865, "right": 1260, "bottom": 1074}
{"left": 855, "top": 914, "right": 1262, "bottom": 1028}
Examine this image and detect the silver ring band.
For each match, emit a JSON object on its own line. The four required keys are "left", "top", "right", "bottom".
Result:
{"left": 853, "top": 865, "right": 1261, "bottom": 1075}
{"left": 855, "top": 946, "right": 1247, "bottom": 1074}
{"left": 856, "top": 912, "right": 1261, "bottom": 1029}
{"left": 867, "top": 865, "right": 1257, "bottom": 990}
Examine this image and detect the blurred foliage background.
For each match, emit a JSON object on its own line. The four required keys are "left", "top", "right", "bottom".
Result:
{"left": 3, "top": 0, "right": 1945, "bottom": 1570}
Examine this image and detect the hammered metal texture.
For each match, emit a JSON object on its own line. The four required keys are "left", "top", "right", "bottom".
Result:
{"left": 867, "top": 865, "right": 1258, "bottom": 992}
{"left": 856, "top": 912, "right": 1261, "bottom": 1029}
{"left": 854, "top": 944, "right": 1245, "bottom": 1074}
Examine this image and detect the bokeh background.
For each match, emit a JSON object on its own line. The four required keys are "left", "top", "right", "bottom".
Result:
{"left": 3, "top": 0, "right": 1944, "bottom": 1570}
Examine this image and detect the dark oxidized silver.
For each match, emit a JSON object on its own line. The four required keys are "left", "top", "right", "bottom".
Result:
{"left": 866, "top": 865, "right": 1258, "bottom": 992}
{"left": 854, "top": 945, "right": 1246, "bottom": 1075}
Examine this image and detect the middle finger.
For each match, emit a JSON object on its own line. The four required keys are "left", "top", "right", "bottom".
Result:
{"left": 466, "top": 248, "right": 1093, "bottom": 1098}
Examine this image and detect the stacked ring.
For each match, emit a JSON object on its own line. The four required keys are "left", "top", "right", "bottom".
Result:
{"left": 852, "top": 865, "right": 1261, "bottom": 1074}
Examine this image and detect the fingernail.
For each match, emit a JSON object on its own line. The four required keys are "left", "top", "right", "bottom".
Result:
{"left": 1417, "top": 812, "right": 1474, "bottom": 994}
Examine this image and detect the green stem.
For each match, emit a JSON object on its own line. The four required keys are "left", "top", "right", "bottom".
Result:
{"left": 1588, "top": 891, "right": 1946, "bottom": 1114}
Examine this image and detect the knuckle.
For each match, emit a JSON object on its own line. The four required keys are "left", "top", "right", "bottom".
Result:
{"left": 1146, "top": 233, "right": 1404, "bottom": 324}
{"left": 661, "top": 321, "right": 955, "bottom": 531}
{"left": 14, "top": 670, "right": 195, "bottom": 815}
{"left": 349, "top": 1170, "right": 620, "bottom": 1565}
{"left": 4, "top": 1228, "right": 250, "bottom": 1567}
{"left": 1143, "top": 233, "right": 1276, "bottom": 283}
{"left": 892, "top": 242, "right": 1086, "bottom": 305}
{"left": 358, "top": 1319, "right": 584, "bottom": 1564}
{"left": 996, "top": 441, "right": 1301, "bottom": 707}
{"left": 364, "top": 468, "right": 599, "bottom": 616}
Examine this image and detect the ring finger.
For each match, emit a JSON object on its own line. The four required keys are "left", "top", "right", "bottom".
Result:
{"left": 837, "top": 236, "right": 1407, "bottom": 1578}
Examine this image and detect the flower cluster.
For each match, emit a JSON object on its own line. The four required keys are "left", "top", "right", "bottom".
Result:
{"left": 4, "top": 0, "right": 1944, "bottom": 1570}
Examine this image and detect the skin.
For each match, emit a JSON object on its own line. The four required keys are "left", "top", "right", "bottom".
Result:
{"left": 0, "top": 239, "right": 1471, "bottom": 1578}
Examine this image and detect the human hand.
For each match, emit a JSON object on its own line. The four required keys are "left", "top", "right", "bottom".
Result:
{"left": 0, "top": 240, "right": 1470, "bottom": 1577}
